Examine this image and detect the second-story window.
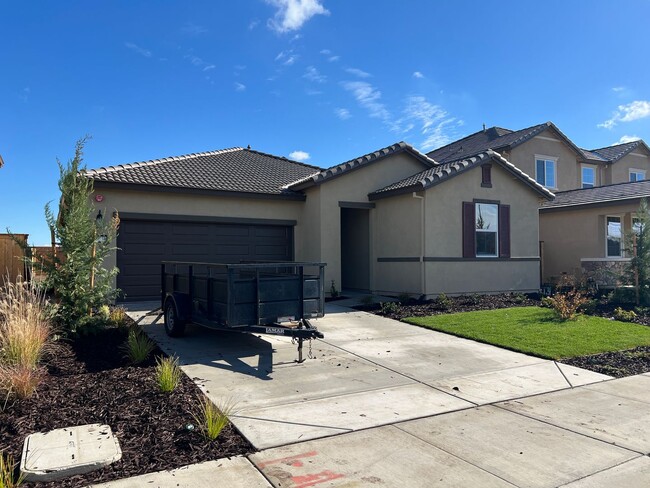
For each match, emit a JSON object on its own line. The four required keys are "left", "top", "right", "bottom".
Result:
{"left": 535, "top": 157, "right": 557, "bottom": 189}
{"left": 582, "top": 166, "right": 595, "bottom": 188}
{"left": 630, "top": 169, "right": 646, "bottom": 182}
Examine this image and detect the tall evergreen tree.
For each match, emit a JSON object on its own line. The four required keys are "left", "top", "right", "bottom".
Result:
{"left": 625, "top": 198, "right": 650, "bottom": 306}
{"left": 43, "top": 138, "right": 119, "bottom": 333}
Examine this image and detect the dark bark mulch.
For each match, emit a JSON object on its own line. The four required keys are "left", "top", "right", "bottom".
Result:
{"left": 561, "top": 346, "right": 650, "bottom": 378}
{"left": 354, "top": 293, "right": 539, "bottom": 321}
{"left": 0, "top": 327, "right": 253, "bottom": 487}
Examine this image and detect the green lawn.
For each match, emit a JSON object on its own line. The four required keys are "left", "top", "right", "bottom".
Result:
{"left": 404, "top": 306, "right": 650, "bottom": 359}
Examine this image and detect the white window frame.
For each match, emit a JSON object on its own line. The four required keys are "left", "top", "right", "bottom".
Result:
{"left": 581, "top": 164, "right": 595, "bottom": 188}
{"left": 629, "top": 168, "right": 646, "bottom": 182}
{"left": 475, "top": 202, "right": 499, "bottom": 258}
{"left": 606, "top": 215, "right": 623, "bottom": 258}
{"left": 535, "top": 155, "right": 558, "bottom": 190}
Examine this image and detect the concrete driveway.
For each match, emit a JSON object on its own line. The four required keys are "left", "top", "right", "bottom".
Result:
{"left": 121, "top": 302, "right": 650, "bottom": 487}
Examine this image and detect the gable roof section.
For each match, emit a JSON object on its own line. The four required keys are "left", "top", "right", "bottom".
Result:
{"left": 85, "top": 147, "right": 320, "bottom": 198}
{"left": 369, "top": 150, "right": 554, "bottom": 201}
{"left": 427, "top": 122, "right": 588, "bottom": 164}
{"left": 583, "top": 140, "right": 650, "bottom": 163}
{"left": 286, "top": 141, "right": 436, "bottom": 191}
{"left": 541, "top": 179, "right": 650, "bottom": 210}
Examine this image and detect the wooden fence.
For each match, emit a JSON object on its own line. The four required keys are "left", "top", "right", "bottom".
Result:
{"left": 0, "top": 234, "right": 28, "bottom": 284}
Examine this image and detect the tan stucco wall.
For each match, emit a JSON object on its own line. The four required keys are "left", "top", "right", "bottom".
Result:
{"left": 539, "top": 201, "right": 642, "bottom": 282}
{"left": 424, "top": 164, "right": 542, "bottom": 258}
{"left": 372, "top": 164, "right": 544, "bottom": 296}
{"left": 507, "top": 132, "right": 583, "bottom": 191}
{"left": 373, "top": 192, "right": 423, "bottom": 295}
{"left": 303, "top": 152, "right": 428, "bottom": 291}
{"left": 605, "top": 150, "right": 650, "bottom": 185}
{"left": 424, "top": 261, "right": 541, "bottom": 295}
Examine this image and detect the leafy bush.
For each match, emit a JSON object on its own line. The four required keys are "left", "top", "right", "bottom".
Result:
{"left": 193, "top": 397, "right": 237, "bottom": 441}
{"left": 613, "top": 307, "right": 637, "bottom": 322}
{"left": 434, "top": 293, "right": 452, "bottom": 310}
{"left": 540, "top": 296, "right": 554, "bottom": 308}
{"left": 155, "top": 355, "right": 182, "bottom": 393}
{"left": 0, "top": 280, "right": 52, "bottom": 369}
{"left": 379, "top": 301, "right": 400, "bottom": 315}
{"left": 579, "top": 299, "right": 598, "bottom": 315}
{"left": 0, "top": 451, "right": 24, "bottom": 488}
{"left": 545, "top": 275, "right": 589, "bottom": 321}
{"left": 122, "top": 329, "right": 155, "bottom": 364}
{"left": 512, "top": 293, "right": 526, "bottom": 304}
{"left": 607, "top": 287, "right": 636, "bottom": 305}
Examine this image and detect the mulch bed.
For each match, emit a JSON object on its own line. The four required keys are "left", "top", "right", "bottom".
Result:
{"left": 354, "top": 293, "right": 539, "bottom": 321}
{"left": 0, "top": 326, "right": 253, "bottom": 487}
{"left": 560, "top": 346, "right": 650, "bottom": 378}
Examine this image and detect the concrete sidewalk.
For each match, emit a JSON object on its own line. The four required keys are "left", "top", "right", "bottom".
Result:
{"left": 104, "top": 302, "right": 650, "bottom": 487}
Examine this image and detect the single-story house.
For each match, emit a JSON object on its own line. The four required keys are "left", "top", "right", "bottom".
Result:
{"left": 86, "top": 142, "right": 553, "bottom": 301}
{"left": 540, "top": 180, "right": 650, "bottom": 285}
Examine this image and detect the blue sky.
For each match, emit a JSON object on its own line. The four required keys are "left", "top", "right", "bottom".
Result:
{"left": 2, "top": 0, "right": 650, "bottom": 244}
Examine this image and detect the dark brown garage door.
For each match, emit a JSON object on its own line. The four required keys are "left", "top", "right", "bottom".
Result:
{"left": 116, "top": 219, "right": 293, "bottom": 301}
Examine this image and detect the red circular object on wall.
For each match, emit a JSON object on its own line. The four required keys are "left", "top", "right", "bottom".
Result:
{"left": 95, "top": 194, "right": 104, "bottom": 202}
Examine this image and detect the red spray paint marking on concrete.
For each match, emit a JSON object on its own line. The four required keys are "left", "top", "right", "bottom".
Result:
{"left": 258, "top": 450, "right": 318, "bottom": 469}
{"left": 293, "top": 470, "right": 345, "bottom": 488}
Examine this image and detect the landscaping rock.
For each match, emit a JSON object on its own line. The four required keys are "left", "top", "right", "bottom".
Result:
{"left": 20, "top": 424, "right": 121, "bottom": 482}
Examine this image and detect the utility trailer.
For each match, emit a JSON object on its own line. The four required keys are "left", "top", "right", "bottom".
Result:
{"left": 161, "top": 261, "right": 326, "bottom": 362}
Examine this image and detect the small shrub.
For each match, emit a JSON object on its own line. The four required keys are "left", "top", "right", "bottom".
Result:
{"left": 579, "top": 299, "right": 598, "bottom": 315}
{"left": 613, "top": 307, "right": 637, "bottom": 322}
{"left": 513, "top": 293, "right": 526, "bottom": 304}
{"left": 0, "top": 451, "right": 24, "bottom": 488}
{"left": 546, "top": 275, "right": 589, "bottom": 321}
{"left": 540, "top": 296, "right": 554, "bottom": 308}
{"left": 397, "top": 293, "right": 411, "bottom": 305}
{"left": 329, "top": 280, "right": 339, "bottom": 298}
{"left": 0, "top": 365, "right": 43, "bottom": 400}
{"left": 379, "top": 301, "right": 400, "bottom": 315}
{"left": 607, "top": 287, "right": 636, "bottom": 305}
{"left": 98, "top": 305, "right": 111, "bottom": 321}
{"left": 109, "top": 306, "right": 128, "bottom": 327}
{"left": 634, "top": 306, "right": 650, "bottom": 316}
{"left": 155, "top": 355, "right": 182, "bottom": 393}
{"left": 193, "top": 397, "right": 237, "bottom": 441}
{"left": 122, "top": 329, "right": 155, "bottom": 364}
{"left": 434, "top": 293, "right": 452, "bottom": 310}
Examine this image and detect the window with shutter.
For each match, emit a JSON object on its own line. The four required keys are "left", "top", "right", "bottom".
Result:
{"left": 463, "top": 201, "right": 511, "bottom": 258}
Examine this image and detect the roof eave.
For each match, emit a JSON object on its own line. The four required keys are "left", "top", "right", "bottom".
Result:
{"left": 91, "top": 180, "right": 307, "bottom": 201}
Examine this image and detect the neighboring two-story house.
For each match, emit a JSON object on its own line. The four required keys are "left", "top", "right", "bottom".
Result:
{"left": 427, "top": 123, "right": 650, "bottom": 286}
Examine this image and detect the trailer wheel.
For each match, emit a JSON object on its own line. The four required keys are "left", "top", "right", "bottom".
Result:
{"left": 164, "top": 300, "right": 186, "bottom": 337}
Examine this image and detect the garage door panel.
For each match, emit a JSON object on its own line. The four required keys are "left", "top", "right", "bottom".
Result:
{"left": 117, "top": 219, "right": 292, "bottom": 301}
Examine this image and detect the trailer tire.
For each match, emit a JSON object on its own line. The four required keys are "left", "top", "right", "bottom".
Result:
{"left": 164, "top": 300, "right": 186, "bottom": 337}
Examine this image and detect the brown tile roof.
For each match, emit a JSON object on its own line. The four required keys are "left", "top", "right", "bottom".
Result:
{"left": 286, "top": 141, "right": 436, "bottom": 190}
{"left": 426, "top": 123, "right": 552, "bottom": 163}
{"left": 584, "top": 140, "right": 649, "bottom": 163}
{"left": 369, "top": 150, "right": 554, "bottom": 200}
{"left": 85, "top": 147, "right": 320, "bottom": 196}
{"left": 541, "top": 179, "right": 650, "bottom": 210}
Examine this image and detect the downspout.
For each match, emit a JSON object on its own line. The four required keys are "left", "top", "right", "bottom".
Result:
{"left": 413, "top": 192, "right": 426, "bottom": 297}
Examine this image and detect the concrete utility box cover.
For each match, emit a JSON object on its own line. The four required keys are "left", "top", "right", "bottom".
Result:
{"left": 20, "top": 424, "right": 122, "bottom": 482}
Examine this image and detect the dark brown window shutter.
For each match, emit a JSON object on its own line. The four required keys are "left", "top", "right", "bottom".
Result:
{"left": 462, "top": 202, "right": 476, "bottom": 258}
{"left": 499, "top": 204, "right": 511, "bottom": 258}
{"left": 481, "top": 164, "right": 492, "bottom": 187}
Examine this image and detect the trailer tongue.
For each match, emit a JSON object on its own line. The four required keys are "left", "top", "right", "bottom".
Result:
{"left": 161, "top": 261, "right": 326, "bottom": 362}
